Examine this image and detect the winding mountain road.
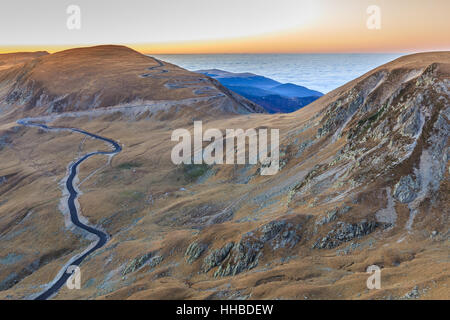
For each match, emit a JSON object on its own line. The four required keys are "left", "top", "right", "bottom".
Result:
{"left": 17, "top": 119, "right": 122, "bottom": 300}
{"left": 140, "top": 57, "right": 168, "bottom": 77}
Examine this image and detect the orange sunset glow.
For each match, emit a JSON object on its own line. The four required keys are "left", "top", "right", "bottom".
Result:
{"left": 0, "top": 0, "right": 449, "bottom": 54}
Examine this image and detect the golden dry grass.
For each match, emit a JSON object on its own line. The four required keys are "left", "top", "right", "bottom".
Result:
{"left": 0, "top": 48, "right": 448, "bottom": 300}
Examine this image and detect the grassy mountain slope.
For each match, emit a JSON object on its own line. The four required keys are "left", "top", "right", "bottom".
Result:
{"left": 0, "top": 46, "right": 264, "bottom": 119}
{"left": 0, "top": 49, "right": 448, "bottom": 300}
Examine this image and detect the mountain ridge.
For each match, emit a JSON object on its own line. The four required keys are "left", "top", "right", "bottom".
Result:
{"left": 0, "top": 45, "right": 264, "bottom": 119}
{"left": 196, "top": 68, "right": 323, "bottom": 113}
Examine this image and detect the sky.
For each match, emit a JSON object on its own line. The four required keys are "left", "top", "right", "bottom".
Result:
{"left": 0, "top": 0, "right": 449, "bottom": 54}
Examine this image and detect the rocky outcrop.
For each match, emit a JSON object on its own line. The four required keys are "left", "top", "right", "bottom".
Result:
{"left": 393, "top": 175, "right": 420, "bottom": 203}
{"left": 313, "top": 220, "right": 379, "bottom": 249}
{"left": 185, "top": 241, "right": 207, "bottom": 264}
{"left": 290, "top": 55, "right": 449, "bottom": 215}
{"left": 401, "top": 104, "right": 423, "bottom": 137}
{"left": 400, "top": 285, "right": 421, "bottom": 300}
{"left": 214, "top": 237, "right": 263, "bottom": 277}
{"left": 202, "top": 242, "right": 234, "bottom": 273}
{"left": 260, "top": 220, "right": 302, "bottom": 250}
{"left": 316, "top": 206, "right": 352, "bottom": 226}
{"left": 122, "top": 251, "right": 163, "bottom": 275}
{"left": 213, "top": 220, "right": 301, "bottom": 277}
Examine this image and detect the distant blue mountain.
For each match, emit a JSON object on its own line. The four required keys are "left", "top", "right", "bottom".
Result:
{"left": 198, "top": 69, "right": 280, "bottom": 89}
{"left": 270, "top": 83, "right": 323, "bottom": 98}
{"left": 196, "top": 69, "right": 323, "bottom": 113}
{"left": 225, "top": 85, "right": 274, "bottom": 98}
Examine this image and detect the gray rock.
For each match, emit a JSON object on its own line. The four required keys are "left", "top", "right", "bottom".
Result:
{"left": 313, "top": 220, "right": 379, "bottom": 249}
{"left": 185, "top": 241, "right": 207, "bottom": 264}
{"left": 401, "top": 285, "right": 420, "bottom": 299}
{"left": 213, "top": 220, "right": 301, "bottom": 277}
{"left": 402, "top": 106, "right": 422, "bottom": 137}
{"left": 148, "top": 256, "right": 163, "bottom": 269}
{"left": 259, "top": 221, "right": 287, "bottom": 242}
{"left": 317, "top": 208, "right": 338, "bottom": 226}
{"left": 393, "top": 175, "right": 420, "bottom": 203}
{"left": 214, "top": 237, "right": 263, "bottom": 277}
{"left": 316, "top": 206, "right": 352, "bottom": 226}
{"left": 259, "top": 220, "right": 301, "bottom": 250}
{"left": 202, "top": 242, "right": 234, "bottom": 272}
{"left": 339, "top": 206, "right": 352, "bottom": 215}
{"left": 122, "top": 251, "right": 161, "bottom": 275}
{"left": 296, "top": 140, "right": 313, "bottom": 158}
